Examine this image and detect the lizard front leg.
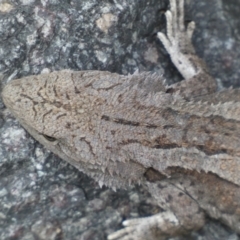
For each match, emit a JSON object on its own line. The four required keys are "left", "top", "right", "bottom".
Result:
{"left": 108, "top": 182, "right": 205, "bottom": 240}
{"left": 108, "top": 211, "right": 185, "bottom": 240}
{"left": 108, "top": 166, "right": 240, "bottom": 240}
{"left": 158, "top": 0, "right": 217, "bottom": 99}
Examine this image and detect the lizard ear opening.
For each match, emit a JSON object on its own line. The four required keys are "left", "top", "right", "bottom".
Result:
{"left": 165, "top": 87, "right": 175, "bottom": 94}
{"left": 42, "top": 134, "right": 57, "bottom": 142}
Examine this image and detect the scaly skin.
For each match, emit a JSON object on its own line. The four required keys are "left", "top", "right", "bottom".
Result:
{"left": 2, "top": 0, "right": 240, "bottom": 239}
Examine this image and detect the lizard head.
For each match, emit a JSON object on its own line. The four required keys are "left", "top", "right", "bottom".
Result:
{"left": 2, "top": 70, "right": 147, "bottom": 189}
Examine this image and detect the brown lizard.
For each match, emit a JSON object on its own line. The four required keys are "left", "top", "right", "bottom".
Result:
{"left": 2, "top": 0, "right": 240, "bottom": 239}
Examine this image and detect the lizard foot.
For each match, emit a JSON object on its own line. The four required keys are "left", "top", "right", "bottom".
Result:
{"left": 158, "top": 0, "right": 196, "bottom": 80}
{"left": 108, "top": 211, "right": 183, "bottom": 240}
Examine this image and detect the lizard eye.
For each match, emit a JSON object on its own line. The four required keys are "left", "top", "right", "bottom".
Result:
{"left": 42, "top": 134, "right": 57, "bottom": 142}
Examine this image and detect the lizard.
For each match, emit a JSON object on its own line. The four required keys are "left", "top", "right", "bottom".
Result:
{"left": 2, "top": 0, "right": 240, "bottom": 239}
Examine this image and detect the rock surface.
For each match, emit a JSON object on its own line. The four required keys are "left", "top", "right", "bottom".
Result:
{"left": 0, "top": 0, "right": 240, "bottom": 239}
